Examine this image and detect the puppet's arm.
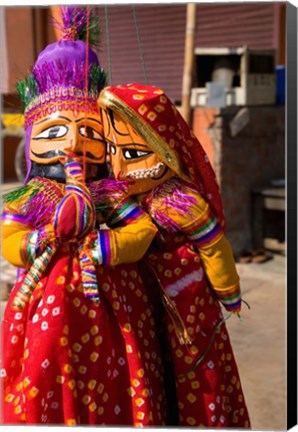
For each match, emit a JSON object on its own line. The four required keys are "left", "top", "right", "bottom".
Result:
{"left": 1, "top": 154, "right": 93, "bottom": 270}
{"left": 1, "top": 179, "right": 59, "bottom": 269}
{"left": 2, "top": 176, "right": 156, "bottom": 270}
{"left": 152, "top": 183, "right": 241, "bottom": 314}
{"left": 3, "top": 208, "right": 156, "bottom": 269}
{"left": 75, "top": 178, "right": 157, "bottom": 303}
{"left": 1, "top": 191, "right": 60, "bottom": 310}
{"left": 79, "top": 192, "right": 157, "bottom": 266}
{"left": 79, "top": 178, "right": 157, "bottom": 266}
{"left": 1, "top": 216, "right": 55, "bottom": 268}
{"left": 1, "top": 217, "right": 34, "bottom": 268}
{"left": 191, "top": 233, "right": 241, "bottom": 314}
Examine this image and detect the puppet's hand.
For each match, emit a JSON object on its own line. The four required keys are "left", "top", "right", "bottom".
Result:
{"left": 54, "top": 154, "right": 95, "bottom": 242}
{"left": 214, "top": 280, "right": 242, "bottom": 316}
{"left": 78, "top": 230, "right": 102, "bottom": 266}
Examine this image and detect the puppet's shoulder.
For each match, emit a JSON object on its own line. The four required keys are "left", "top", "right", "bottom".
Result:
{"left": 3, "top": 177, "right": 64, "bottom": 211}
{"left": 143, "top": 177, "right": 208, "bottom": 215}
{"left": 140, "top": 177, "right": 211, "bottom": 231}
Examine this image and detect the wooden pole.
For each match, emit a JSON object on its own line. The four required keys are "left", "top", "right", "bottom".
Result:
{"left": 181, "top": 3, "right": 197, "bottom": 125}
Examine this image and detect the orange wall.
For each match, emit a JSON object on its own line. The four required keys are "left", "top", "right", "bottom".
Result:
{"left": 4, "top": 7, "right": 56, "bottom": 94}
{"left": 5, "top": 7, "right": 35, "bottom": 92}
{"left": 192, "top": 107, "right": 217, "bottom": 169}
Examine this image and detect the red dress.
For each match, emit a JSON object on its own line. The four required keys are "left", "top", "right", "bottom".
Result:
{"left": 139, "top": 178, "right": 251, "bottom": 428}
{"left": 1, "top": 177, "right": 166, "bottom": 426}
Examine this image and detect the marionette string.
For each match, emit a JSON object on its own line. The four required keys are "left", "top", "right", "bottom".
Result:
{"left": 83, "top": 6, "right": 91, "bottom": 180}
{"left": 105, "top": 6, "right": 113, "bottom": 85}
{"left": 132, "top": 5, "right": 148, "bottom": 85}
{"left": 242, "top": 298, "right": 251, "bottom": 310}
{"left": 176, "top": 311, "right": 233, "bottom": 380}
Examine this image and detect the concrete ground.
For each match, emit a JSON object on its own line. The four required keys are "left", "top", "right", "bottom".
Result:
{"left": 226, "top": 254, "right": 287, "bottom": 430}
{"left": 0, "top": 182, "right": 287, "bottom": 430}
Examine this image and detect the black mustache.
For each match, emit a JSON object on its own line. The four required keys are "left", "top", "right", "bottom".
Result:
{"left": 31, "top": 150, "right": 104, "bottom": 161}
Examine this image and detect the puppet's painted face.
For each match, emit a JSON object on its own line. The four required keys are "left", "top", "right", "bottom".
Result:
{"left": 30, "top": 109, "right": 106, "bottom": 166}
{"left": 102, "top": 109, "right": 174, "bottom": 195}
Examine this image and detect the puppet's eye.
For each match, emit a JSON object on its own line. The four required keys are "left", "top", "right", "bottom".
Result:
{"left": 123, "top": 149, "right": 152, "bottom": 160}
{"left": 79, "top": 126, "right": 102, "bottom": 141}
{"left": 34, "top": 125, "right": 68, "bottom": 139}
{"left": 110, "top": 145, "right": 117, "bottom": 155}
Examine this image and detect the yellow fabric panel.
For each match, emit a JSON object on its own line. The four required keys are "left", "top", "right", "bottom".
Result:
{"left": 198, "top": 235, "right": 239, "bottom": 290}
{"left": 106, "top": 214, "right": 157, "bottom": 266}
{"left": 1, "top": 219, "right": 30, "bottom": 240}
{"left": 1, "top": 222, "right": 30, "bottom": 268}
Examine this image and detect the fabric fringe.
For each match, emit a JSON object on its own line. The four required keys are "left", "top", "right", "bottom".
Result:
{"left": 3, "top": 184, "right": 37, "bottom": 205}
{"left": 3, "top": 178, "right": 64, "bottom": 228}
{"left": 142, "top": 177, "right": 197, "bottom": 233}
{"left": 32, "top": 62, "right": 105, "bottom": 97}
{"left": 89, "top": 178, "right": 130, "bottom": 218}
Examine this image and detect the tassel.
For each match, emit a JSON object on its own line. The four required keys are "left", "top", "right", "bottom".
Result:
{"left": 161, "top": 291, "right": 192, "bottom": 346}
{"left": 57, "top": 6, "right": 101, "bottom": 48}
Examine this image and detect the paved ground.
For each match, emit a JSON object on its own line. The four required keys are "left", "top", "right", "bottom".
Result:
{"left": 0, "top": 182, "right": 287, "bottom": 430}
{"left": 226, "top": 254, "right": 287, "bottom": 430}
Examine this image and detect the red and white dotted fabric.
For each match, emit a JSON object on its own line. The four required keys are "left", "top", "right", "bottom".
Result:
{"left": 144, "top": 244, "right": 250, "bottom": 428}
{"left": 1, "top": 248, "right": 166, "bottom": 426}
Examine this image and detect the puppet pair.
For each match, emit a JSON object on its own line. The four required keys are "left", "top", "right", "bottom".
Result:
{"left": 0, "top": 6, "right": 250, "bottom": 427}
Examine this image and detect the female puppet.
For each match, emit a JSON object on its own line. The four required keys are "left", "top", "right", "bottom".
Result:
{"left": 99, "top": 83, "right": 251, "bottom": 428}
{"left": 0, "top": 10, "right": 167, "bottom": 426}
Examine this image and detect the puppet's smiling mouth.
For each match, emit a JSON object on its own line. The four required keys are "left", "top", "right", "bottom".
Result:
{"left": 125, "top": 162, "right": 168, "bottom": 180}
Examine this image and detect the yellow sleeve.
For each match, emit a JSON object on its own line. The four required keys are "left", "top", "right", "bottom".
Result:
{"left": 1, "top": 183, "right": 35, "bottom": 268}
{"left": 1, "top": 182, "right": 57, "bottom": 269}
{"left": 1, "top": 220, "right": 31, "bottom": 268}
{"left": 105, "top": 213, "right": 157, "bottom": 265}
{"left": 199, "top": 234, "right": 239, "bottom": 288}
{"left": 86, "top": 188, "right": 158, "bottom": 266}
{"left": 85, "top": 213, "right": 157, "bottom": 266}
{"left": 199, "top": 235, "right": 242, "bottom": 313}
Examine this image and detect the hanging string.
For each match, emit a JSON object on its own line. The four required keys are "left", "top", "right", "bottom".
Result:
{"left": 83, "top": 5, "right": 91, "bottom": 180}
{"left": 132, "top": 5, "right": 148, "bottom": 85}
{"left": 176, "top": 312, "right": 233, "bottom": 379}
{"left": 242, "top": 298, "right": 251, "bottom": 310}
{"left": 105, "top": 6, "right": 113, "bottom": 85}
